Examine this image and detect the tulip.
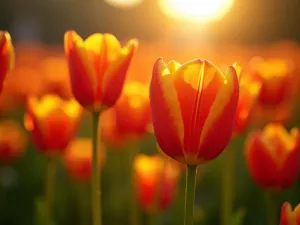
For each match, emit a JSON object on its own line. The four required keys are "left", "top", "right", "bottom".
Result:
{"left": 0, "top": 31, "right": 14, "bottom": 94}
{"left": 101, "top": 81, "right": 151, "bottom": 147}
{"left": 64, "top": 30, "right": 138, "bottom": 112}
{"left": 250, "top": 58, "right": 294, "bottom": 106}
{"left": 245, "top": 123, "right": 300, "bottom": 190}
{"left": 134, "top": 154, "right": 180, "bottom": 214}
{"left": 64, "top": 138, "right": 106, "bottom": 181}
{"left": 24, "top": 94, "right": 82, "bottom": 155}
{"left": 65, "top": 31, "right": 138, "bottom": 225}
{"left": 150, "top": 58, "right": 239, "bottom": 225}
{"left": 0, "top": 121, "right": 27, "bottom": 164}
{"left": 24, "top": 94, "right": 82, "bottom": 217}
{"left": 280, "top": 202, "right": 300, "bottom": 225}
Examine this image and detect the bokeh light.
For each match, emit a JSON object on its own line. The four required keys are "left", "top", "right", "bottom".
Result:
{"left": 104, "top": 0, "right": 143, "bottom": 8}
{"left": 158, "top": 0, "right": 235, "bottom": 23}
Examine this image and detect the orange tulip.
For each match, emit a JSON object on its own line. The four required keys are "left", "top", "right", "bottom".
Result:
{"left": 101, "top": 81, "right": 151, "bottom": 147}
{"left": 24, "top": 94, "right": 82, "bottom": 155}
{"left": 0, "top": 121, "right": 27, "bottom": 164}
{"left": 0, "top": 31, "right": 14, "bottom": 93}
{"left": 150, "top": 58, "right": 239, "bottom": 165}
{"left": 233, "top": 66, "right": 262, "bottom": 135}
{"left": 250, "top": 58, "right": 294, "bottom": 105}
{"left": 134, "top": 154, "right": 180, "bottom": 214}
{"left": 64, "top": 138, "right": 106, "bottom": 181}
{"left": 245, "top": 123, "right": 300, "bottom": 190}
{"left": 64, "top": 31, "right": 138, "bottom": 112}
{"left": 280, "top": 202, "right": 300, "bottom": 225}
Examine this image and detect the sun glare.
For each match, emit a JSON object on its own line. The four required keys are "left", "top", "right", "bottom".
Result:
{"left": 158, "top": 0, "right": 235, "bottom": 23}
{"left": 104, "top": 0, "right": 143, "bottom": 8}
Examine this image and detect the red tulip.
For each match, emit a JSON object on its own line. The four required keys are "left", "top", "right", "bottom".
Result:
{"left": 250, "top": 58, "right": 294, "bottom": 105}
{"left": 0, "top": 31, "right": 14, "bottom": 93}
{"left": 134, "top": 154, "right": 180, "bottom": 214}
{"left": 150, "top": 58, "right": 239, "bottom": 165}
{"left": 101, "top": 81, "right": 151, "bottom": 147}
{"left": 245, "top": 123, "right": 300, "bottom": 190}
{"left": 0, "top": 121, "right": 27, "bottom": 164}
{"left": 24, "top": 94, "right": 82, "bottom": 155}
{"left": 64, "top": 138, "right": 106, "bottom": 181}
{"left": 64, "top": 31, "right": 138, "bottom": 112}
{"left": 280, "top": 202, "right": 300, "bottom": 225}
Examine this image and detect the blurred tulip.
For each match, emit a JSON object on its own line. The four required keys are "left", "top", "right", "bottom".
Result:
{"left": 134, "top": 154, "right": 180, "bottom": 214}
{"left": 280, "top": 202, "right": 300, "bottom": 225}
{"left": 250, "top": 58, "right": 294, "bottom": 105}
{"left": 64, "top": 31, "right": 138, "bottom": 112}
{"left": 245, "top": 123, "right": 300, "bottom": 190}
{"left": 24, "top": 94, "right": 82, "bottom": 155}
{"left": 0, "top": 121, "right": 27, "bottom": 164}
{"left": 64, "top": 138, "right": 106, "bottom": 181}
{"left": 0, "top": 31, "right": 14, "bottom": 94}
{"left": 233, "top": 68, "right": 262, "bottom": 135}
{"left": 150, "top": 58, "right": 239, "bottom": 165}
{"left": 101, "top": 81, "right": 151, "bottom": 147}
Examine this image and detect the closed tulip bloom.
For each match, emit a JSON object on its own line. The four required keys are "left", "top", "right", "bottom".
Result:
{"left": 150, "top": 58, "right": 239, "bottom": 165}
{"left": 0, "top": 31, "right": 14, "bottom": 93}
{"left": 280, "top": 202, "right": 300, "bottom": 225}
{"left": 0, "top": 121, "right": 27, "bottom": 164}
{"left": 251, "top": 58, "right": 293, "bottom": 105}
{"left": 245, "top": 124, "right": 300, "bottom": 190}
{"left": 101, "top": 81, "right": 151, "bottom": 147}
{"left": 24, "top": 94, "right": 82, "bottom": 155}
{"left": 233, "top": 70, "right": 262, "bottom": 135}
{"left": 64, "top": 138, "right": 106, "bottom": 181}
{"left": 134, "top": 154, "right": 180, "bottom": 214}
{"left": 64, "top": 31, "right": 138, "bottom": 112}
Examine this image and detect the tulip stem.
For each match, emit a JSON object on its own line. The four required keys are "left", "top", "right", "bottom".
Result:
{"left": 45, "top": 156, "right": 56, "bottom": 217}
{"left": 221, "top": 147, "right": 235, "bottom": 225}
{"left": 149, "top": 214, "right": 159, "bottom": 225}
{"left": 92, "top": 112, "right": 101, "bottom": 225}
{"left": 265, "top": 192, "right": 277, "bottom": 225}
{"left": 129, "top": 143, "right": 140, "bottom": 225}
{"left": 184, "top": 165, "right": 197, "bottom": 225}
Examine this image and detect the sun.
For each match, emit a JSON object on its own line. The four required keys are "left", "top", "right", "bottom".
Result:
{"left": 158, "top": 0, "right": 235, "bottom": 23}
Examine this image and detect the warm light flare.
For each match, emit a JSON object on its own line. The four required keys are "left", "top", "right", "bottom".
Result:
{"left": 104, "top": 0, "right": 143, "bottom": 8}
{"left": 158, "top": 0, "right": 235, "bottom": 23}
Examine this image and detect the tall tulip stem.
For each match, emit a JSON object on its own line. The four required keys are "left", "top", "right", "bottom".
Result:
{"left": 221, "top": 147, "right": 235, "bottom": 225}
{"left": 92, "top": 112, "right": 101, "bottom": 225}
{"left": 45, "top": 156, "right": 56, "bottom": 216}
{"left": 265, "top": 192, "right": 276, "bottom": 225}
{"left": 184, "top": 165, "right": 197, "bottom": 225}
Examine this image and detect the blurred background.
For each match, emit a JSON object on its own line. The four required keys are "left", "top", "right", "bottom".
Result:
{"left": 0, "top": 1, "right": 300, "bottom": 225}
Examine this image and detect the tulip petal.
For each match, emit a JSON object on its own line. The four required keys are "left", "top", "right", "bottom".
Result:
{"left": 0, "top": 31, "right": 14, "bottom": 87}
{"left": 101, "top": 39, "right": 138, "bottom": 108}
{"left": 197, "top": 66, "right": 239, "bottom": 161}
{"left": 245, "top": 132, "right": 280, "bottom": 189}
{"left": 294, "top": 204, "right": 300, "bottom": 224}
{"left": 173, "top": 59, "right": 224, "bottom": 163}
{"left": 64, "top": 31, "right": 97, "bottom": 107}
{"left": 150, "top": 58, "right": 184, "bottom": 162}
{"left": 280, "top": 202, "right": 293, "bottom": 225}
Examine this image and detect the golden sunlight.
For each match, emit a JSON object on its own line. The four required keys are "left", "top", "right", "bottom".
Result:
{"left": 158, "top": 0, "right": 235, "bottom": 23}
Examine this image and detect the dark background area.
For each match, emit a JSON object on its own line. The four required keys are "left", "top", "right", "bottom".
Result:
{"left": 0, "top": 0, "right": 300, "bottom": 44}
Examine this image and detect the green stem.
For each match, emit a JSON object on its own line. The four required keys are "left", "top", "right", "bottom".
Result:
{"left": 77, "top": 183, "right": 89, "bottom": 225}
{"left": 92, "top": 112, "right": 101, "bottom": 225}
{"left": 265, "top": 192, "right": 277, "bottom": 225}
{"left": 129, "top": 143, "right": 140, "bottom": 225}
{"left": 221, "top": 147, "right": 235, "bottom": 225}
{"left": 45, "top": 157, "right": 56, "bottom": 216}
{"left": 184, "top": 165, "right": 197, "bottom": 225}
